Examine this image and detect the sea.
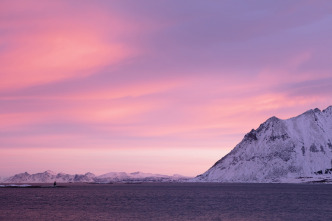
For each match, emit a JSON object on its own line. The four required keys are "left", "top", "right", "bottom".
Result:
{"left": 1, "top": 183, "right": 332, "bottom": 221}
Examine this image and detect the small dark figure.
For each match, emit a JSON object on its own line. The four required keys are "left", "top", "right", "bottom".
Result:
{"left": 53, "top": 181, "right": 57, "bottom": 187}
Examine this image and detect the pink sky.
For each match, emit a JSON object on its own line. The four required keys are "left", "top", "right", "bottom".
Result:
{"left": 1, "top": 0, "right": 332, "bottom": 177}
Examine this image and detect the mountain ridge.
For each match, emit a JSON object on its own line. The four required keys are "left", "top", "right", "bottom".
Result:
{"left": 2, "top": 170, "right": 191, "bottom": 183}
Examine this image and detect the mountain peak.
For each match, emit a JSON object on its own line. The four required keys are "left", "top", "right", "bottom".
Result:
{"left": 323, "top": 105, "right": 332, "bottom": 115}
{"left": 44, "top": 170, "right": 56, "bottom": 175}
{"left": 84, "top": 172, "right": 96, "bottom": 177}
{"left": 302, "top": 108, "right": 319, "bottom": 116}
{"left": 267, "top": 116, "right": 280, "bottom": 121}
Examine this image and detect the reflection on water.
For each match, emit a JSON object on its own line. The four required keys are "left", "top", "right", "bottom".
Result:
{"left": 0, "top": 183, "right": 332, "bottom": 220}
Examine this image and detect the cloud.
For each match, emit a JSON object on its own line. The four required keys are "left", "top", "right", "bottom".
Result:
{"left": 0, "top": 0, "right": 138, "bottom": 91}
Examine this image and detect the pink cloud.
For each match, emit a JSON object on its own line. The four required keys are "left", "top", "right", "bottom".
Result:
{"left": 0, "top": 1, "right": 139, "bottom": 91}
{"left": 1, "top": 31, "right": 129, "bottom": 90}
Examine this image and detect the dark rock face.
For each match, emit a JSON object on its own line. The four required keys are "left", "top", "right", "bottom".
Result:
{"left": 315, "top": 168, "right": 332, "bottom": 175}
{"left": 301, "top": 146, "right": 305, "bottom": 156}
{"left": 245, "top": 129, "right": 258, "bottom": 141}
{"left": 310, "top": 144, "right": 319, "bottom": 152}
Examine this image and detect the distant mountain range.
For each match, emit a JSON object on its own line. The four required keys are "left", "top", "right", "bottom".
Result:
{"left": 194, "top": 106, "right": 332, "bottom": 183}
{"left": 1, "top": 170, "right": 191, "bottom": 183}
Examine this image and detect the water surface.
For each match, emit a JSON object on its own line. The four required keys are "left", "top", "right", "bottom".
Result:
{"left": 1, "top": 183, "right": 332, "bottom": 220}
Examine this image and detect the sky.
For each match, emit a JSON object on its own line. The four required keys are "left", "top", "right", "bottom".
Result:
{"left": 1, "top": 0, "right": 332, "bottom": 177}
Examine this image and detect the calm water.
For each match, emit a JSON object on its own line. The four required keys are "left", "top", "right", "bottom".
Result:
{"left": 1, "top": 183, "right": 332, "bottom": 221}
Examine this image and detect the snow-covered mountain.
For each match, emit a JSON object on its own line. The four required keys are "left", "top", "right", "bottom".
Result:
{"left": 96, "top": 171, "right": 189, "bottom": 183}
{"left": 2, "top": 170, "right": 190, "bottom": 183}
{"left": 4, "top": 171, "right": 96, "bottom": 183}
{"left": 194, "top": 106, "right": 332, "bottom": 183}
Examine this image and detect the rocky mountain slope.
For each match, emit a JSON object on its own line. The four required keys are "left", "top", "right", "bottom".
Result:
{"left": 4, "top": 170, "right": 96, "bottom": 183}
{"left": 2, "top": 170, "right": 190, "bottom": 183}
{"left": 194, "top": 106, "right": 332, "bottom": 183}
